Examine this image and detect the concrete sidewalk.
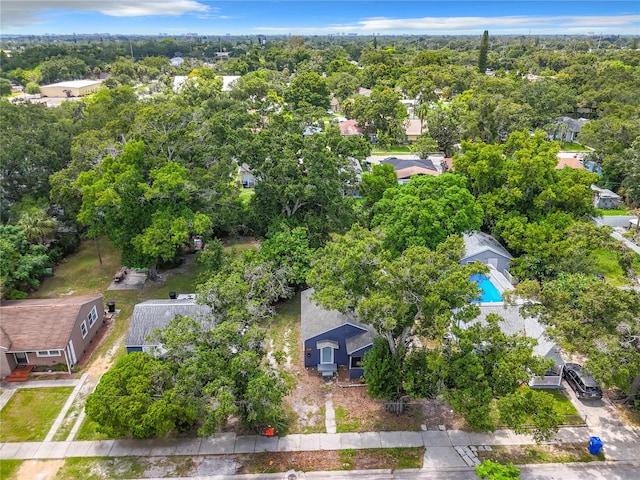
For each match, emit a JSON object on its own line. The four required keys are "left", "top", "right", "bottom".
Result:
{"left": 1, "top": 426, "right": 638, "bottom": 462}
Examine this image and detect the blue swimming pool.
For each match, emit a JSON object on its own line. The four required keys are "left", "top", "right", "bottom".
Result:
{"left": 471, "top": 273, "right": 503, "bottom": 302}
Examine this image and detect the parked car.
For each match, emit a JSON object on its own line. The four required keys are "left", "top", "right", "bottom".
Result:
{"left": 563, "top": 363, "right": 603, "bottom": 399}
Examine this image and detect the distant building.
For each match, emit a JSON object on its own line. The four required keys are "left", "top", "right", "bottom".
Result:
{"left": 550, "top": 117, "right": 590, "bottom": 143}
{"left": 170, "top": 57, "right": 185, "bottom": 66}
{"left": 404, "top": 119, "right": 426, "bottom": 142}
{"left": 40, "top": 79, "right": 102, "bottom": 97}
{"left": 381, "top": 157, "right": 440, "bottom": 184}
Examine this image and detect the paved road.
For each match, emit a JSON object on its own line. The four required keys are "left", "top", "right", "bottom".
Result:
{"left": 118, "top": 461, "right": 640, "bottom": 480}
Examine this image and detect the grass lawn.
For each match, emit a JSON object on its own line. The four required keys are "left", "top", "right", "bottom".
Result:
{"left": 372, "top": 145, "right": 412, "bottom": 154}
{"left": 239, "top": 188, "right": 255, "bottom": 206}
{"left": 31, "top": 235, "right": 216, "bottom": 440}
{"left": 0, "top": 460, "right": 22, "bottom": 480}
{"left": 560, "top": 142, "right": 590, "bottom": 151}
{"left": 547, "top": 389, "right": 584, "bottom": 425}
{"left": 591, "top": 247, "right": 637, "bottom": 287}
{"left": 595, "top": 208, "right": 631, "bottom": 216}
{"left": 0, "top": 387, "right": 73, "bottom": 442}
{"left": 480, "top": 443, "right": 603, "bottom": 464}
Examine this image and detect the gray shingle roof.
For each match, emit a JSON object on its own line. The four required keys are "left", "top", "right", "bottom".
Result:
{"left": 125, "top": 299, "right": 214, "bottom": 347}
{"left": 464, "top": 304, "right": 560, "bottom": 361}
{"left": 381, "top": 157, "right": 437, "bottom": 172}
{"left": 462, "top": 232, "right": 513, "bottom": 261}
{"left": 301, "top": 288, "right": 372, "bottom": 342}
{"left": 345, "top": 330, "right": 375, "bottom": 354}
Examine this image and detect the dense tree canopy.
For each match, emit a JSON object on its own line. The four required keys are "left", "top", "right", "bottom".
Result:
{"left": 517, "top": 273, "right": 640, "bottom": 404}
{"left": 371, "top": 174, "right": 483, "bottom": 255}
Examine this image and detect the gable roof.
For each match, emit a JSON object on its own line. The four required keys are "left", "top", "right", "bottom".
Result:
{"left": 465, "top": 304, "right": 561, "bottom": 362}
{"left": 462, "top": 232, "right": 513, "bottom": 261}
{"left": 405, "top": 119, "right": 425, "bottom": 137}
{"left": 395, "top": 166, "right": 439, "bottom": 179}
{"left": 0, "top": 296, "right": 102, "bottom": 351}
{"left": 591, "top": 184, "right": 620, "bottom": 199}
{"left": 339, "top": 119, "right": 362, "bottom": 136}
{"left": 381, "top": 157, "right": 437, "bottom": 171}
{"left": 558, "top": 116, "right": 590, "bottom": 133}
{"left": 556, "top": 156, "right": 585, "bottom": 170}
{"left": 301, "top": 288, "right": 373, "bottom": 342}
{"left": 126, "top": 299, "right": 213, "bottom": 347}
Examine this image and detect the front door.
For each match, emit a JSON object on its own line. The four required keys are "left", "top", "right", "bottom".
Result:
{"left": 14, "top": 352, "right": 28, "bottom": 365}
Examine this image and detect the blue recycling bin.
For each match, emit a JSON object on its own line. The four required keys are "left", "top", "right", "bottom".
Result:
{"left": 589, "top": 436, "right": 603, "bottom": 455}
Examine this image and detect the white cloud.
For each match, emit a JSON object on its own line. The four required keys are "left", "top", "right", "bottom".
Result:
{"left": 259, "top": 14, "right": 640, "bottom": 35}
{"left": 1, "top": 0, "right": 210, "bottom": 29}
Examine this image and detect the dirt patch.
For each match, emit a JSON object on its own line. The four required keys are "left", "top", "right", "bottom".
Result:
{"left": 478, "top": 443, "right": 599, "bottom": 465}
{"left": 236, "top": 448, "right": 425, "bottom": 474}
{"left": 15, "top": 459, "right": 64, "bottom": 480}
{"left": 284, "top": 364, "right": 329, "bottom": 433}
{"left": 330, "top": 367, "right": 465, "bottom": 432}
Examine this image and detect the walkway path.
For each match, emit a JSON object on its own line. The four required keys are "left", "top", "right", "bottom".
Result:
{"left": 1, "top": 426, "right": 638, "bottom": 462}
{"left": 44, "top": 373, "right": 88, "bottom": 442}
{"left": 0, "top": 377, "right": 83, "bottom": 411}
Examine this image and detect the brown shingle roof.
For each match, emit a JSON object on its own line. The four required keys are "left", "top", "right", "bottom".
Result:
{"left": 556, "top": 156, "right": 584, "bottom": 170}
{"left": 339, "top": 119, "right": 362, "bottom": 136}
{"left": 0, "top": 296, "right": 101, "bottom": 351}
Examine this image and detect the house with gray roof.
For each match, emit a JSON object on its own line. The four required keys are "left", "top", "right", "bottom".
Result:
{"left": 125, "top": 298, "right": 214, "bottom": 354}
{"left": 301, "top": 288, "right": 376, "bottom": 379}
{"left": 591, "top": 184, "right": 621, "bottom": 209}
{"left": 463, "top": 304, "right": 564, "bottom": 388}
{"left": 461, "top": 232, "right": 513, "bottom": 275}
{"left": 550, "top": 116, "right": 590, "bottom": 143}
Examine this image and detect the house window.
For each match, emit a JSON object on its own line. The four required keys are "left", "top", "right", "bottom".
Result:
{"left": 87, "top": 306, "right": 98, "bottom": 328}
{"left": 36, "top": 350, "right": 61, "bottom": 357}
{"left": 80, "top": 320, "right": 88, "bottom": 338}
{"left": 350, "top": 356, "right": 363, "bottom": 368}
{"left": 321, "top": 346, "right": 333, "bottom": 364}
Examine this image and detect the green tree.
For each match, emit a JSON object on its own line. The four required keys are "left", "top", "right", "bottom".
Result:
{"left": 284, "top": 71, "right": 330, "bottom": 110}
{"left": 0, "top": 102, "right": 71, "bottom": 217}
{"left": 498, "top": 388, "right": 563, "bottom": 443}
{"left": 85, "top": 352, "right": 185, "bottom": 438}
{"left": 475, "top": 459, "right": 520, "bottom": 479}
{"left": 25, "top": 82, "right": 41, "bottom": 95}
{"left": 410, "top": 132, "right": 438, "bottom": 158}
{"left": 362, "top": 337, "right": 403, "bottom": 399}
{"left": 0, "top": 78, "right": 13, "bottom": 96}
{"left": 517, "top": 274, "right": 640, "bottom": 403}
{"left": 371, "top": 174, "right": 483, "bottom": 256}
{"left": 350, "top": 86, "right": 407, "bottom": 141}
{"left": 308, "top": 226, "right": 482, "bottom": 396}
{"left": 260, "top": 225, "right": 315, "bottom": 288}
{"left": 360, "top": 163, "right": 398, "bottom": 208}
{"left": 243, "top": 119, "right": 358, "bottom": 246}
{"left": 17, "top": 208, "right": 58, "bottom": 244}
{"left": 478, "top": 30, "right": 489, "bottom": 73}
{"left": 0, "top": 225, "right": 50, "bottom": 299}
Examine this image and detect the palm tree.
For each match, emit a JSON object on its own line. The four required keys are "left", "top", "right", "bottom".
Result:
{"left": 17, "top": 208, "right": 58, "bottom": 245}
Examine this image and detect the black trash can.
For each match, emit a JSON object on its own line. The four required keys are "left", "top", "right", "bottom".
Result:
{"left": 106, "top": 301, "right": 116, "bottom": 313}
{"left": 169, "top": 291, "right": 177, "bottom": 300}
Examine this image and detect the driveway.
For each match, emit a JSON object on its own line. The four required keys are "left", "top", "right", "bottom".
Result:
{"left": 560, "top": 378, "right": 625, "bottom": 429}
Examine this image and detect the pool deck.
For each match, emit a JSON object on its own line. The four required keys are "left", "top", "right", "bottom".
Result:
{"left": 487, "top": 268, "right": 514, "bottom": 294}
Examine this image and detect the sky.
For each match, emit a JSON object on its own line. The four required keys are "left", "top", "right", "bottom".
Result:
{"left": 1, "top": 1, "right": 639, "bottom": 36}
